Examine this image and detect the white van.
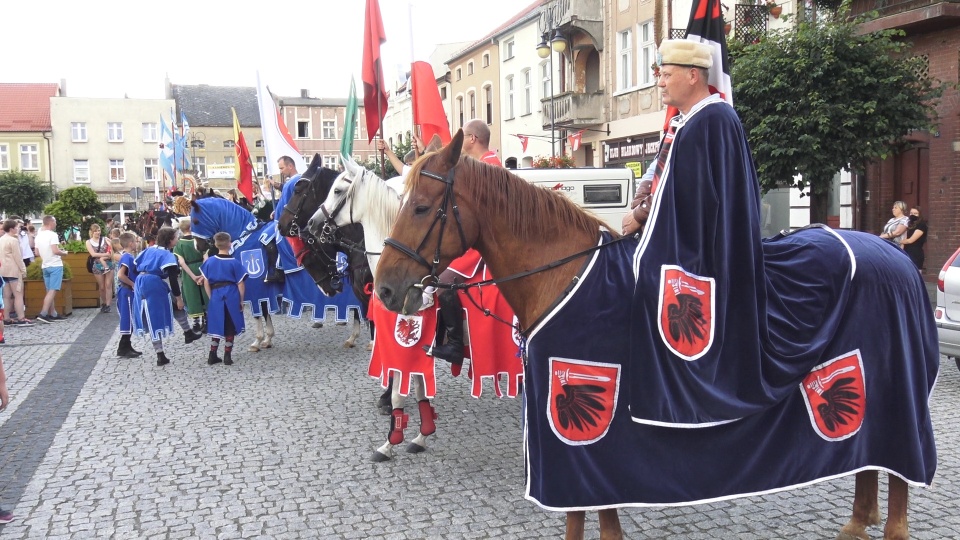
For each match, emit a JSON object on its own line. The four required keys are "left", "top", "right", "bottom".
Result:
{"left": 512, "top": 167, "right": 635, "bottom": 231}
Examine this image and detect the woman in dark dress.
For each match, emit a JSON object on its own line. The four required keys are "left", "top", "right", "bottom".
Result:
{"left": 901, "top": 206, "right": 927, "bottom": 271}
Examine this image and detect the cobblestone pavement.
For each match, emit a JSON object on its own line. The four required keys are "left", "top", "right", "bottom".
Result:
{"left": 1, "top": 307, "right": 960, "bottom": 539}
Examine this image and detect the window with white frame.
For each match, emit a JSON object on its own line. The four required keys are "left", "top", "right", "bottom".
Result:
{"left": 638, "top": 21, "right": 656, "bottom": 87}
{"left": 195, "top": 156, "right": 206, "bottom": 178}
{"left": 255, "top": 156, "right": 267, "bottom": 176}
{"left": 71, "top": 122, "right": 87, "bottom": 142}
{"left": 73, "top": 160, "right": 90, "bottom": 183}
{"left": 297, "top": 120, "right": 310, "bottom": 138}
{"left": 505, "top": 76, "right": 515, "bottom": 119}
{"left": 144, "top": 158, "right": 158, "bottom": 182}
{"left": 541, "top": 62, "right": 550, "bottom": 102}
{"left": 109, "top": 159, "right": 125, "bottom": 182}
{"left": 467, "top": 61, "right": 474, "bottom": 75}
{"left": 456, "top": 67, "right": 462, "bottom": 81}
{"left": 224, "top": 140, "right": 235, "bottom": 148}
{"left": 107, "top": 122, "right": 123, "bottom": 142}
{"left": 0, "top": 144, "right": 8, "bottom": 170}
{"left": 469, "top": 91, "right": 476, "bottom": 119}
{"left": 224, "top": 156, "right": 235, "bottom": 165}
{"left": 618, "top": 29, "right": 632, "bottom": 91}
{"left": 457, "top": 96, "right": 464, "bottom": 127}
{"left": 355, "top": 118, "right": 362, "bottom": 139}
{"left": 523, "top": 69, "right": 532, "bottom": 115}
{"left": 484, "top": 85, "right": 493, "bottom": 124}
{"left": 323, "top": 155, "right": 338, "bottom": 169}
{"left": 255, "top": 140, "right": 263, "bottom": 148}
{"left": 322, "top": 119, "right": 336, "bottom": 139}
{"left": 20, "top": 144, "right": 39, "bottom": 170}
{"left": 504, "top": 39, "right": 515, "bottom": 60}
{"left": 482, "top": 53, "right": 490, "bottom": 68}
{"left": 142, "top": 122, "right": 158, "bottom": 142}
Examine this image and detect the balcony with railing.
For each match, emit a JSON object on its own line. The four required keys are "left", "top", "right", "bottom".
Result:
{"left": 540, "top": 0, "right": 604, "bottom": 50}
{"left": 734, "top": 4, "right": 769, "bottom": 43}
{"left": 541, "top": 91, "right": 604, "bottom": 130}
{"left": 851, "top": 0, "right": 960, "bottom": 33}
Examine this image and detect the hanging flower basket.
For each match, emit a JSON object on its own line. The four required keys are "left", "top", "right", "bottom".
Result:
{"left": 764, "top": 0, "right": 783, "bottom": 17}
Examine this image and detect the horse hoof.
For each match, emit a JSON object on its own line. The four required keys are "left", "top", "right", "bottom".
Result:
{"left": 836, "top": 529, "right": 869, "bottom": 540}
{"left": 370, "top": 451, "right": 392, "bottom": 463}
{"left": 343, "top": 341, "right": 356, "bottom": 349}
{"left": 248, "top": 345, "right": 260, "bottom": 353}
{"left": 366, "top": 341, "right": 374, "bottom": 351}
{"left": 406, "top": 443, "right": 426, "bottom": 454}
{"left": 379, "top": 405, "right": 392, "bottom": 416}
{"left": 262, "top": 343, "right": 273, "bottom": 349}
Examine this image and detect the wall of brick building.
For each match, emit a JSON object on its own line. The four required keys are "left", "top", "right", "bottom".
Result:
{"left": 861, "top": 27, "right": 959, "bottom": 282}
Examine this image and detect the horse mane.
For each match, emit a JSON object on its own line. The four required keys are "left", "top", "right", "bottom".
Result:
{"left": 346, "top": 169, "right": 402, "bottom": 237}
{"left": 406, "top": 156, "right": 615, "bottom": 242}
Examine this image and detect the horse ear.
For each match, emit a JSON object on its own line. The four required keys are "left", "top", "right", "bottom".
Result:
{"left": 341, "top": 154, "right": 360, "bottom": 175}
{"left": 190, "top": 199, "right": 200, "bottom": 212}
{"left": 443, "top": 130, "right": 465, "bottom": 166}
{"left": 425, "top": 134, "right": 443, "bottom": 153}
{"left": 308, "top": 153, "right": 322, "bottom": 170}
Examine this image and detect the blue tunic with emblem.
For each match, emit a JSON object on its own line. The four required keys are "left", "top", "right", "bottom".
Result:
{"left": 117, "top": 251, "right": 139, "bottom": 334}
{"left": 200, "top": 254, "right": 247, "bottom": 339}
{"left": 132, "top": 246, "right": 178, "bottom": 341}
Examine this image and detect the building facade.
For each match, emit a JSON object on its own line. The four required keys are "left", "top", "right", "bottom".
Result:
{"left": 278, "top": 90, "right": 378, "bottom": 171}
{"left": 0, "top": 83, "right": 60, "bottom": 209}
{"left": 49, "top": 96, "right": 174, "bottom": 219}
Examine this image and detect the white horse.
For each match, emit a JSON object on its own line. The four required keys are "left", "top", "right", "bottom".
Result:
{"left": 307, "top": 157, "right": 436, "bottom": 462}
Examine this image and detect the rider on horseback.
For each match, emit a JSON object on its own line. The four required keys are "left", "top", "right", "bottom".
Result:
{"left": 264, "top": 156, "right": 302, "bottom": 284}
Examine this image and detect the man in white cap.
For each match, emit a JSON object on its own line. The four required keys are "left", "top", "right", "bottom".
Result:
{"left": 624, "top": 38, "right": 774, "bottom": 424}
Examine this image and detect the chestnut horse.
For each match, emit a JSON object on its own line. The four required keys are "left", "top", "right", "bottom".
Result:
{"left": 373, "top": 130, "right": 937, "bottom": 540}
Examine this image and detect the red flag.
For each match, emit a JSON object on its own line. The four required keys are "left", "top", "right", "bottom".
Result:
{"left": 232, "top": 108, "right": 255, "bottom": 202}
{"left": 517, "top": 134, "right": 529, "bottom": 153}
{"left": 362, "top": 0, "right": 389, "bottom": 142}
{"left": 410, "top": 61, "right": 451, "bottom": 145}
{"left": 567, "top": 130, "right": 583, "bottom": 152}
{"left": 662, "top": 0, "right": 733, "bottom": 130}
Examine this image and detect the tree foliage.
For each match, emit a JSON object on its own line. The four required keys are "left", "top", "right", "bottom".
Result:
{"left": 729, "top": 12, "right": 941, "bottom": 222}
{"left": 0, "top": 170, "right": 53, "bottom": 218}
{"left": 43, "top": 186, "right": 105, "bottom": 240}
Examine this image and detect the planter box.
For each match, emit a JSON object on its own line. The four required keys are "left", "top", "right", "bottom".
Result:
{"left": 61, "top": 252, "right": 102, "bottom": 308}
{"left": 23, "top": 279, "right": 73, "bottom": 318}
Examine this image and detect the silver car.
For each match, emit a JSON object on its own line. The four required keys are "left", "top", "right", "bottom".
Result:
{"left": 935, "top": 246, "right": 960, "bottom": 367}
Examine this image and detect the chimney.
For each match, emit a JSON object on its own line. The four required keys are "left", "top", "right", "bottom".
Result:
{"left": 300, "top": 89, "right": 309, "bottom": 98}
{"left": 59, "top": 78, "right": 67, "bottom": 97}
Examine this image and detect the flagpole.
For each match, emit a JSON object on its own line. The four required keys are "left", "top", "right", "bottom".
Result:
{"left": 376, "top": 62, "right": 385, "bottom": 177}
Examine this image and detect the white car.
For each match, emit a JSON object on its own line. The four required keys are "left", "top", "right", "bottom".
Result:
{"left": 935, "top": 246, "right": 960, "bottom": 367}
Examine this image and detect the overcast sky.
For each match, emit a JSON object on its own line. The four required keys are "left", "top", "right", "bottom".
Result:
{"left": 5, "top": 0, "right": 524, "bottom": 100}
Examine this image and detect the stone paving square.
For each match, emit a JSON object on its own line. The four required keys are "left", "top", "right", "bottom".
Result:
{"left": 0, "top": 307, "right": 959, "bottom": 538}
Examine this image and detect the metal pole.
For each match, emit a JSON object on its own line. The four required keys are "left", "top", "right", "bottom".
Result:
{"left": 549, "top": 45, "right": 556, "bottom": 159}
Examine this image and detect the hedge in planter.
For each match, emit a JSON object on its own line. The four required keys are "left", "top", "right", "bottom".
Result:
{"left": 23, "top": 259, "right": 74, "bottom": 318}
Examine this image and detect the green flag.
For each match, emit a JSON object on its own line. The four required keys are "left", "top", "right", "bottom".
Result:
{"left": 340, "top": 77, "right": 358, "bottom": 160}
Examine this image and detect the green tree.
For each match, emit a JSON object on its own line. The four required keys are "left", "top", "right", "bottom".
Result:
{"left": 43, "top": 186, "right": 105, "bottom": 240}
{"left": 729, "top": 12, "right": 941, "bottom": 223}
{"left": 0, "top": 170, "right": 53, "bottom": 218}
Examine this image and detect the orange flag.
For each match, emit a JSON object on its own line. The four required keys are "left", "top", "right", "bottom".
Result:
{"left": 410, "top": 61, "right": 451, "bottom": 145}
{"left": 362, "top": 0, "right": 388, "bottom": 142}
{"left": 232, "top": 107, "right": 255, "bottom": 202}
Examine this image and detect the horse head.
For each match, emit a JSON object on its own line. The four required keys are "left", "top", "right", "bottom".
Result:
{"left": 374, "top": 129, "right": 481, "bottom": 314}
{"left": 277, "top": 154, "right": 329, "bottom": 237}
{"left": 188, "top": 197, "right": 257, "bottom": 253}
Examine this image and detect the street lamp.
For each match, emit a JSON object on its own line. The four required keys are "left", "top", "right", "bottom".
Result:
{"left": 189, "top": 131, "right": 205, "bottom": 178}
{"left": 537, "top": 15, "right": 567, "bottom": 158}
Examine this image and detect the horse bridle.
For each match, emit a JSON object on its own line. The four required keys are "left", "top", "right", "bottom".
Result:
{"left": 283, "top": 176, "right": 347, "bottom": 292}
{"left": 382, "top": 165, "right": 468, "bottom": 289}
{"left": 280, "top": 178, "right": 313, "bottom": 237}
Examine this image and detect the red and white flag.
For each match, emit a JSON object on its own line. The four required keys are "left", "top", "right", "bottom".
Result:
{"left": 567, "top": 130, "right": 583, "bottom": 152}
{"left": 362, "top": 0, "right": 389, "bottom": 142}
{"left": 517, "top": 134, "right": 529, "bottom": 153}
{"left": 662, "top": 0, "right": 733, "bottom": 130}
{"left": 255, "top": 71, "right": 306, "bottom": 175}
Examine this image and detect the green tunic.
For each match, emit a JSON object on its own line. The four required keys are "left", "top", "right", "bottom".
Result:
{"left": 172, "top": 235, "right": 208, "bottom": 317}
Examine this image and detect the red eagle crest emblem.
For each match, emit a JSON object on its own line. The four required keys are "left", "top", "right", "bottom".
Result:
{"left": 657, "top": 266, "right": 715, "bottom": 360}
{"left": 393, "top": 315, "right": 423, "bottom": 348}
{"left": 548, "top": 358, "right": 619, "bottom": 445}
{"left": 801, "top": 351, "right": 866, "bottom": 441}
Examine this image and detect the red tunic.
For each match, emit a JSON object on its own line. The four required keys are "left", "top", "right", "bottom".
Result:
{"left": 368, "top": 294, "right": 439, "bottom": 398}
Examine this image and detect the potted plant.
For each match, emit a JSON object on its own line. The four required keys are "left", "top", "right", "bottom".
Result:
{"left": 532, "top": 154, "right": 576, "bottom": 169}
{"left": 23, "top": 259, "right": 74, "bottom": 318}
{"left": 765, "top": 0, "right": 783, "bottom": 18}
{"left": 61, "top": 239, "right": 103, "bottom": 308}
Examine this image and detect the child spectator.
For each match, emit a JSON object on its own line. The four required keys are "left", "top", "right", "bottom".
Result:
{"left": 115, "top": 232, "right": 142, "bottom": 358}
{"left": 133, "top": 227, "right": 203, "bottom": 366}
{"left": 200, "top": 232, "right": 246, "bottom": 366}
{"left": 173, "top": 219, "right": 209, "bottom": 334}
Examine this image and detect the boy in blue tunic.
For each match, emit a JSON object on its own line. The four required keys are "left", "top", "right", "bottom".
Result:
{"left": 200, "top": 232, "right": 246, "bottom": 366}
{"left": 115, "top": 231, "right": 142, "bottom": 358}
{"left": 133, "top": 227, "right": 203, "bottom": 366}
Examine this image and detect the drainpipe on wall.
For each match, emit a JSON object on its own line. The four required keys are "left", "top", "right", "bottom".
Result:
{"left": 42, "top": 131, "right": 54, "bottom": 203}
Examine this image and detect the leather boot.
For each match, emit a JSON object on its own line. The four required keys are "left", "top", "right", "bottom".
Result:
{"left": 426, "top": 290, "right": 464, "bottom": 366}
{"left": 223, "top": 350, "right": 233, "bottom": 366}
{"left": 185, "top": 329, "right": 202, "bottom": 344}
{"left": 156, "top": 352, "right": 170, "bottom": 366}
{"left": 388, "top": 408, "right": 408, "bottom": 445}
{"left": 207, "top": 350, "right": 222, "bottom": 365}
{"left": 263, "top": 239, "right": 285, "bottom": 284}
{"left": 418, "top": 399, "right": 437, "bottom": 437}
{"left": 116, "top": 335, "right": 141, "bottom": 358}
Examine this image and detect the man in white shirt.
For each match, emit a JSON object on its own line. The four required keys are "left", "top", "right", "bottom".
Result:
{"left": 17, "top": 220, "right": 33, "bottom": 268}
{"left": 34, "top": 215, "right": 68, "bottom": 323}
